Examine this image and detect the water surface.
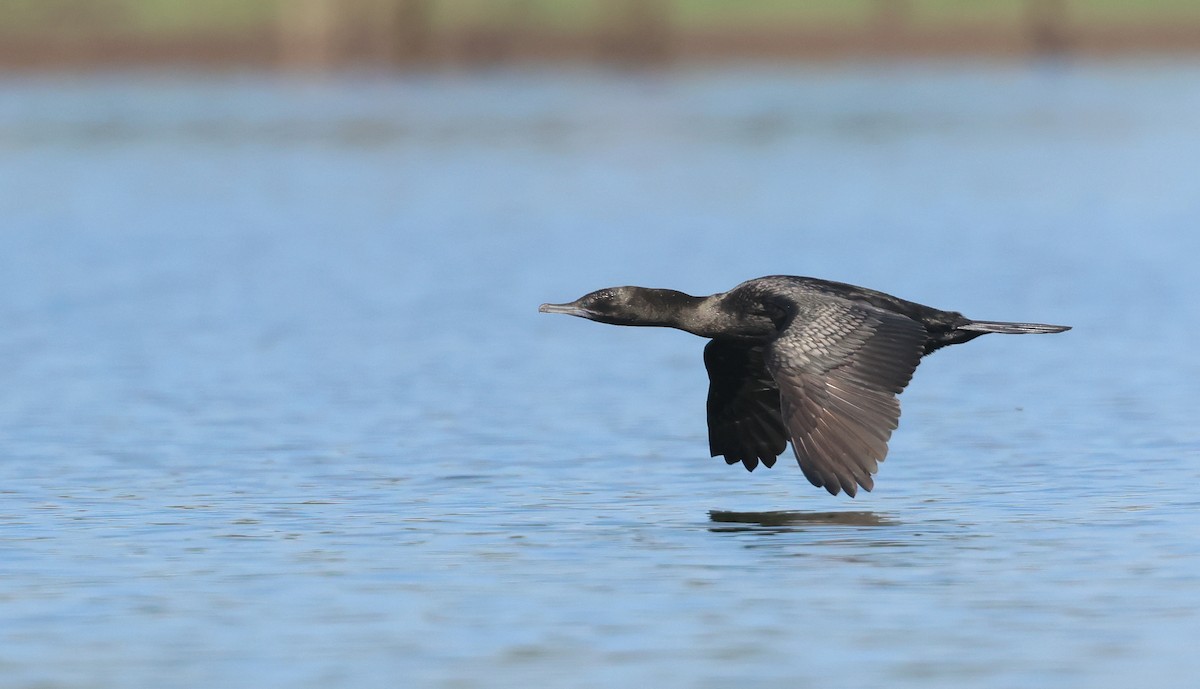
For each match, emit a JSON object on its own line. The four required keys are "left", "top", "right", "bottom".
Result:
{"left": 1, "top": 63, "right": 1199, "bottom": 688}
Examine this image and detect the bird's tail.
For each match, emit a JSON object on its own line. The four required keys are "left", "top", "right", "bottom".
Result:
{"left": 958, "top": 320, "right": 1071, "bottom": 334}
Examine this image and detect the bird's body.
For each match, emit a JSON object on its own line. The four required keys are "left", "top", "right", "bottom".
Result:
{"left": 539, "top": 275, "right": 1069, "bottom": 497}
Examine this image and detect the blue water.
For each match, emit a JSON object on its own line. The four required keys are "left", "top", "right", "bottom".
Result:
{"left": 1, "top": 62, "right": 1199, "bottom": 688}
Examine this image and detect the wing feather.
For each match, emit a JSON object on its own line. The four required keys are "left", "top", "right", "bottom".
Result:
{"left": 766, "top": 302, "right": 926, "bottom": 496}
{"left": 704, "top": 341, "right": 789, "bottom": 471}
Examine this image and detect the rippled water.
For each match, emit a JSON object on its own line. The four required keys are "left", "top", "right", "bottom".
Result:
{"left": 2, "top": 63, "right": 1199, "bottom": 688}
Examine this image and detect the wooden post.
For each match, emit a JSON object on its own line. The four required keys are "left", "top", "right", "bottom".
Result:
{"left": 871, "top": 0, "right": 910, "bottom": 55}
{"left": 278, "top": 0, "right": 341, "bottom": 69}
{"left": 1027, "top": 0, "right": 1069, "bottom": 56}
{"left": 384, "top": 0, "right": 433, "bottom": 65}
{"left": 600, "top": 0, "right": 671, "bottom": 65}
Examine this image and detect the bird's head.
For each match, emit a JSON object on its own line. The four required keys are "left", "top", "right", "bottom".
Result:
{"left": 539, "top": 286, "right": 694, "bottom": 327}
{"left": 538, "top": 287, "right": 646, "bottom": 325}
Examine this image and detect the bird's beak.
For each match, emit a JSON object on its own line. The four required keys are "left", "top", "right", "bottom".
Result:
{"left": 538, "top": 301, "right": 588, "bottom": 317}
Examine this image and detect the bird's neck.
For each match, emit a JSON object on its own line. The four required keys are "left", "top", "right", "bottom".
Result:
{"left": 635, "top": 289, "right": 728, "bottom": 338}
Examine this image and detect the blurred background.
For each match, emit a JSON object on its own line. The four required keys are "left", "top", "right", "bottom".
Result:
{"left": 3, "top": 3, "right": 1200, "bottom": 689}
{"left": 3, "top": 0, "right": 1200, "bottom": 68}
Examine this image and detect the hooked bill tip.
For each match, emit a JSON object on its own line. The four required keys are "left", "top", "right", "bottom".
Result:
{"left": 539, "top": 301, "right": 595, "bottom": 319}
{"left": 538, "top": 302, "right": 581, "bottom": 316}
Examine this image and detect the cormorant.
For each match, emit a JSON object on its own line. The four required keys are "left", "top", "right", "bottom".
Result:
{"left": 539, "top": 275, "right": 1070, "bottom": 497}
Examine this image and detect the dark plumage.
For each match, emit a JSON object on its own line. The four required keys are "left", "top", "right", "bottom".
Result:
{"left": 539, "top": 275, "right": 1070, "bottom": 497}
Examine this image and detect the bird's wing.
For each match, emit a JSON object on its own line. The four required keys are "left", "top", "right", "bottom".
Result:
{"left": 703, "top": 341, "right": 790, "bottom": 471}
{"left": 765, "top": 302, "right": 926, "bottom": 497}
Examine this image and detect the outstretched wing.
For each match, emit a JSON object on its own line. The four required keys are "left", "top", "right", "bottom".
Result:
{"left": 765, "top": 303, "right": 926, "bottom": 497}
{"left": 703, "top": 341, "right": 790, "bottom": 471}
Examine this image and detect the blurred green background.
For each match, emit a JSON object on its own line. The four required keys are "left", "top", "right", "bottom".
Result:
{"left": 2, "top": 0, "right": 1198, "bottom": 69}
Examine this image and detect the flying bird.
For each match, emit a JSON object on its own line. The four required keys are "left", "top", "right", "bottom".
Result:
{"left": 539, "top": 275, "right": 1069, "bottom": 497}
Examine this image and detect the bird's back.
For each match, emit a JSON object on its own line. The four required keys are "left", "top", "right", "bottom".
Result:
{"left": 725, "top": 276, "right": 976, "bottom": 354}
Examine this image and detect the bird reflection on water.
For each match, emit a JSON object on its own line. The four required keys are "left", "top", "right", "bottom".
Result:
{"left": 708, "top": 510, "right": 896, "bottom": 533}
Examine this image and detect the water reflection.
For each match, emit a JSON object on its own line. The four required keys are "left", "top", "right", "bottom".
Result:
{"left": 708, "top": 509, "right": 896, "bottom": 531}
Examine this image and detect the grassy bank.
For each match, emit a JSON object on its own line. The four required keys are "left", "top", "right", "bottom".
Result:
{"left": 5, "top": 0, "right": 1200, "bottom": 34}
{"left": 2, "top": 0, "right": 1198, "bottom": 68}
